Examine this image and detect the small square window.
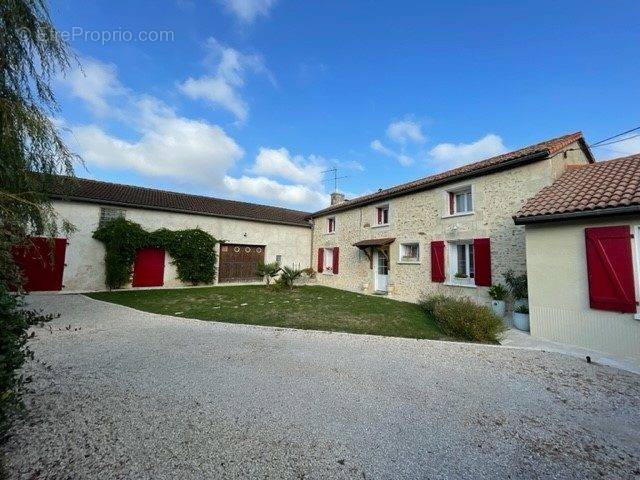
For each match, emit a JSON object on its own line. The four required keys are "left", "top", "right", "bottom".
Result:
{"left": 448, "top": 187, "right": 473, "bottom": 215}
{"left": 399, "top": 243, "right": 420, "bottom": 263}
{"left": 99, "top": 207, "right": 125, "bottom": 228}
{"left": 327, "top": 217, "right": 336, "bottom": 233}
{"left": 275, "top": 255, "right": 282, "bottom": 265}
{"left": 375, "top": 205, "right": 389, "bottom": 226}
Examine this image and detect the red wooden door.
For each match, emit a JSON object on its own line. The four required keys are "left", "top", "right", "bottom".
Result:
{"left": 132, "top": 248, "right": 165, "bottom": 287}
{"left": 11, "top": 237, "right": 67, "bottom": 291}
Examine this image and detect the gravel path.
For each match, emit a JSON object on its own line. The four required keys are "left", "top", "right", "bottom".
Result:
{"left": 3, "top": 294, "right": 640, "bottom": 479}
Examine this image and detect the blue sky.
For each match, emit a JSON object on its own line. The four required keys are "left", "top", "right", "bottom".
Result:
{"left": 50, "top": 0, "right": 640, "bottom": 211}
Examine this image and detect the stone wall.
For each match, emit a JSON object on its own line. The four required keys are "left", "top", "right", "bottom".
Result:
{"left": 312, "top": 142, "right": 591, "bottom": 305}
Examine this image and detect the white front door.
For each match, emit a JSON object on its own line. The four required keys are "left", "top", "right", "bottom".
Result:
{"left": 374, "top": 249, "right": 389, "bottom": 292}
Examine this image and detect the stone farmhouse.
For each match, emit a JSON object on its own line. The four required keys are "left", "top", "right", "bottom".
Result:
{"left": 311, "top": 132, "right": 593, "bottom": 304}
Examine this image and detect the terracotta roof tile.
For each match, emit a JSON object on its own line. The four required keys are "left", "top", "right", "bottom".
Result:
{"left": 313, "top": 132, "right": 590, "bottom": 216}
{"left": 49, "top": 176, "right": 312, "bottom": 227}
{"left": 515, "top": 154, "right": 640, "bottom": 222}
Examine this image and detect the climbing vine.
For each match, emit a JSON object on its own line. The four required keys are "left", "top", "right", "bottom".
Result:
{"left": 93, "top": 218, "right": 219, "bottom": 289}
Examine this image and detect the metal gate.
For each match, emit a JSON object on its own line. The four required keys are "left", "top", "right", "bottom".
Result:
{"left": 218, "top": 244, "right": 265, "bottom": 283}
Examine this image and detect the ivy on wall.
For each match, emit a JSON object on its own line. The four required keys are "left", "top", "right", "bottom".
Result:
{"left": 93, "top": 218, "right": 219, "bottom": 289}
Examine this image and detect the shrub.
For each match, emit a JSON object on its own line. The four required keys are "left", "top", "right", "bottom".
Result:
{"left": 488, "top": 284, "right": 507, "bottom": 301}
{"left": 0, "top": 288, "right": 56, "bottom": 437}
{"left": 504, "top": 270, "right": 528, "bottom": 300}
{"left": 278, "top": 266, "right": 304, "bottom": 289}
{"left": 419, "top": 295, "right": 506, "bottom": 343}
{"left": 514, "top": 305, "right": 529, "bottom": 314}
{"left": 256, "top": 261, "right": 280, "bottom": 286}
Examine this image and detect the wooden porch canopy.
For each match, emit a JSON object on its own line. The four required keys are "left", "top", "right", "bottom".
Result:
{"left": 352, "top": 237, "right": 395, "bottom": 249}
{"left": 352, "top": 237, "right": 395, "bottom": 268}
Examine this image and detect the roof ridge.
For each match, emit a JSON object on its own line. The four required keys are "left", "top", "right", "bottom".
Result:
{"left": 56, "top": 175, "right": 311, "bottom": 216}
{"left": 313, "top": 131, "right": 587, "bottom": 216}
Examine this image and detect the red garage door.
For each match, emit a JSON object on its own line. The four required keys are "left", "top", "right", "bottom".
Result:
{"left": 132, "top": 248, "right": 165, "bottom": 287}
{"left": 11, "top": 237, "right": 67, "bottom": 291}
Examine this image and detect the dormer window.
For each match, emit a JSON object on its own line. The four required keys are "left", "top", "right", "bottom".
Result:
{"left": 327, "top": 216, "right": 336, "bottom": 234}
{"left": 375, "top": 205, "right": 389, "bottom": 226}
{"left": 448, "top": 187, "right": 473, "bottom": 215}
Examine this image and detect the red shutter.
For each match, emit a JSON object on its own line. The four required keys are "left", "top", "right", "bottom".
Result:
{"left": 317, "top": 248, "right": 324, "bottom": 273}
{"left": 585, "top": 226, "right": 637, "bottom": 313}
{"left": 473, "top": 238, "right": 492, "bottom": 286}
{"left": 377, "top": 208, "right": 382, "bottom": 224}
{"left": 332, "top": 247, "right": 339, "bottom": 274}
{"left": 430, "top": 241, "right": 445, "bottom": 283}
{"left": 449, "top": 192, "right": 455, "bottom": 215}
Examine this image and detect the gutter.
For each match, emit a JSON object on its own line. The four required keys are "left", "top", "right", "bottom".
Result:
{"left": 514, "top": 205, "right": 640, "bottom": 225}
{"left": 311, "top": 150, "right": 550, "bottom": 217}
{"left": 50, "top": 195, "right": 313, "bottom": 229}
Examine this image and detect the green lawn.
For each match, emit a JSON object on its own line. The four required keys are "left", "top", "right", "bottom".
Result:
{"left": 87, "top": 285, "right": 443, "bottom": 340}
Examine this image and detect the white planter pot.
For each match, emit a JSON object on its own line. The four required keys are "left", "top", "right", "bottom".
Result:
{"left": 513, "top": 312, "right": 530, "bottom": 332}
{"left": 514, "top": 298, "right": 529, "bottom": 309}
{"left": 491, "top": 300, "right": 506, "bottom": 317}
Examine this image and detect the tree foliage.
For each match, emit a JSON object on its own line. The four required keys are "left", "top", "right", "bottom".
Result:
{"left": 0, "top": 0, "right": 76, "bottom": 439}
{"left": 93, "top": 218, "right": 220, "bottom": 289}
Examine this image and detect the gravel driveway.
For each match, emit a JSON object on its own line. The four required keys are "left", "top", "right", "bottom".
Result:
{"left": 3, "top": 294, "right": 640, "bottom": 479}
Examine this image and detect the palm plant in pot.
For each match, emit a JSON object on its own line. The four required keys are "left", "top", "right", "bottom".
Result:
{"left": 488, "top": 284, "right": 507, "bottom": 318}
{"left": 513, "top": 304, "right": 530, "bottom": 332}
{"left": 504, "top": 270, "right": 529, "bottom": 331}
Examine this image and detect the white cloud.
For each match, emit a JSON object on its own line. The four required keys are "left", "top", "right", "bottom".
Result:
{"left": 179, "top": 38, "right": 272, "bottom": 122}
{"left": 63, "top": 59, "right": 243, "bottom": 188}
{"left": 218, "top": 0, "right": 276, "bottom": 23}
{"left": 223, "top": 175, "right": 328, "bottom": 209}
{"left": 595, "top": 135, "right": 640, "bottom": 160}
{"left": 71, "top": 110, "right": 243, "bottom": 187}
{"left": 428, "top": 134, "right": 507, "bottom": 168}
{"left": 386, "top": 119, "right": 426, "bottom": 144}
{"left": 250, "top": 147, "right": 324, "bottom": 185}
{"left": 63, "top": 58, "right": 125, "bottom": 116}
{"left": 371, "top": 139, "right": 413, "bottom": 166}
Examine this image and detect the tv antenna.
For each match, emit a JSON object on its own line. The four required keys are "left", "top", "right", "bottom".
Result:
{"left": 321, "top": 167, "right": 348, "bottom": 193}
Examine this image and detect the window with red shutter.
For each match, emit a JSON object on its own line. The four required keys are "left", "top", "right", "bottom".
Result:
{"left": 585, "top": 226, "right": 637, "bottom": 313}
{"left": 430, "top": 241, "right": 445, "bottom": 283}
{"left": 317, "top": 248, "right": 324, "bottom": 273}
{"left": 473, "top": 238, "right": 491, "bottom": 286}
{"left": 332, "top": 247, "right": 339, "bottom": 274}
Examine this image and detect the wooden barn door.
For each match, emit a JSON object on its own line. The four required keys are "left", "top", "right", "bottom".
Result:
{"left": 132, "top": 247, "right": 165, "bottom": 287}
{"left": 11, "top": 237, "right": 67, "bottom": 291}
{"left": 218, "top": 244, "right": 265, "bottom": 283}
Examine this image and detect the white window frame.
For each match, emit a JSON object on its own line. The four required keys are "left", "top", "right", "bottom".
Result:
{"left": 445, "top": 240, "right": 476, "bottom": 288}
{"left": 323, "top": 247, "right": 334, "bottom": 275}
{"left": 326, "top": 216, "right": 336, "bottom": 235}
{"left": 398, "top": 242, "right": 420, "bottom": 264}
{"left": 443, "top": 185, "right": 474, "bottom": 218}
{"left": 373, "top": 203, "right": 390, "bottom": 228}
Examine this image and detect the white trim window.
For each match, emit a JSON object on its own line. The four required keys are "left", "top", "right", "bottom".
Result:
{"left": 447, "top": 186, "right": 473, "bottom": 215}
{"left": 326, "top": 216, "right": 336, "bottom": 234}
{"left": 448, "top": 241, "right": 474, "bottom": 286}
{"left": 323, "top": 247, "right": 334, "bottom": 274}
{"left": 374, "top": 204, "right": 389, "bottom": 226}
{"left": 399, "top": 242, "right": 420, "bottom": 263}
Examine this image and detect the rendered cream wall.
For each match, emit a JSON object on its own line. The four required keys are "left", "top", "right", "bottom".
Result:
{"left": 525, "top": 216, "right": 640, "bottom": 362}
{"left": 54, "top": 201, "right": 312, "bottom": 292}
{"left": 312, "top": 142, "right": 591, "bottom": 305}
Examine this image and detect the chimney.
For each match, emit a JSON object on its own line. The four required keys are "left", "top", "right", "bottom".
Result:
{"left": 330, "top": 192, "right": 345, "bottom": 206}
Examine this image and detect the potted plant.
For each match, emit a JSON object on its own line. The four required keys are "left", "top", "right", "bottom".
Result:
{"left": 513, "top": 304, "right": 530, "bottom": 331}
{"left": 504, "top": 270, "right": 528, "bottom": 309}
{"left": 488, "top": 284, "right": 507, "bottom": 317}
